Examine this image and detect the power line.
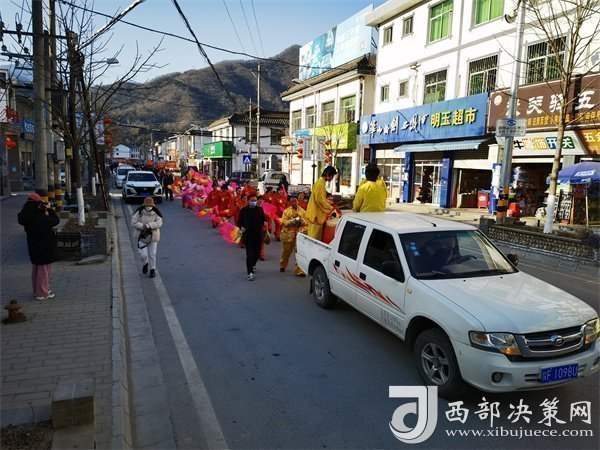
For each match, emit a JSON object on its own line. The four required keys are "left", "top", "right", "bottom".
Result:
{"left": 170, "top": 0, "right": 239, "bottom": 108}
{"left": 237, "top": 0, "right": 258, "bottom": 57}
{"left": 221, "top": 0, "right": 246, "bottom": 54}
{"left": 250, "top": 0, "right": 265, "bottom": 58}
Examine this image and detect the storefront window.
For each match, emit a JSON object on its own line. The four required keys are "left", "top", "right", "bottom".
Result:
{"left": 336, "top": 157, "right": 352, "bottom": 188}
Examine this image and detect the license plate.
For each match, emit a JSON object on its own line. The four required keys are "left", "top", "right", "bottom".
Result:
{"left": 540, "top": 363, "right": 578, "bottom": 383}
{"left": 141, "top": 193, "right": 151, "bottom": 197}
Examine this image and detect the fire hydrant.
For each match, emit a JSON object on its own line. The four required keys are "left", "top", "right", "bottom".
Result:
{"left": 4, "top": 299, "right": 26, "bottom": 324}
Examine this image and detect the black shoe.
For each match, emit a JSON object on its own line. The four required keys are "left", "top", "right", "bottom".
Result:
{"left": 142, "top": 263, "right": 148, "bottom": 274}
{"left": 149, "top": 269, "right": 155, "bottom": 278}
{"left": 280, "top": 268, "right": 285, "bottom": 272}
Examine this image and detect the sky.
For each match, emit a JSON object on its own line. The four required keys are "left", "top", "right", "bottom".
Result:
{"left": 0, "top": 0, "right": 384, "bottom": 82}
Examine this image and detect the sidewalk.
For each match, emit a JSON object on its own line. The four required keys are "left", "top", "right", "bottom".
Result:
{"left": 0, "top": 194, "right": 113, "bottom": 448}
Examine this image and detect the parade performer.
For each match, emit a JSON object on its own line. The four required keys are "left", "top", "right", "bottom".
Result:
{"left": 306, "top": 166, "right": 337, "bottom": 240}
{"left": 353, "top": 164, "right": 387, "bottom": 212}
{"left": 131, "top": 197, "right": 163, "bottom": 279}
{"left": 297, "top": 192, "right": 308, "bottom": 210}
{"left": 272, "top": 187, "right": 287, "bottom": 241}
{"left": 238, "top": 194, "right": 267, "bottom": 281}
{"left": 279, "top": 195, "right": 307, "bottom": 276}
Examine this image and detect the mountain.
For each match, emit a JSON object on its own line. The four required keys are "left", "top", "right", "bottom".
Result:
{"left": 110, "top": 45, "right": 300, "bottom": 148}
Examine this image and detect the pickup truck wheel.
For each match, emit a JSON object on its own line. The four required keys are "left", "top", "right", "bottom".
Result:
{"left": 414, "top": 329, "right": 468, "bottom": 400}
{"left": 312, "top": 266, "right": 336, "bottom": 309}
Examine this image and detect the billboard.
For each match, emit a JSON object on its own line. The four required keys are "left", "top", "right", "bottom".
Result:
{"left": 299, "top": 4, "right": 376, "bottom": 81}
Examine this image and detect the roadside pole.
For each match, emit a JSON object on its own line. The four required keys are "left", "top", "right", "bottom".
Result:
{"left": 256, "top": 63, "right": 261, "bottom": 178}
{"left": 33, "top": 0, "right": 48, "bottom": 199}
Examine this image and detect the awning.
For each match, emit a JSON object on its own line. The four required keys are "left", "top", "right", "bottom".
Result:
{"left": 394, "top": 138, "right": 490, "bottom": 153}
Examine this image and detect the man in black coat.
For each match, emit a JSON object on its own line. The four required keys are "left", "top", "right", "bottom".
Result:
{"left": 17, "top": 193, "right": 60, "bottom": 300}
{"left": 163, "top": 170, "right": 175, "bottom": 201}
{"left": 238, "top": 194, "right": 267, "bottom": 281}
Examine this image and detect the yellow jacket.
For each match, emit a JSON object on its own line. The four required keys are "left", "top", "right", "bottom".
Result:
{"left": 281, "top": 206, "right": 306, "bottom": 242}
{"left": 305, "top": 178, "right": 333, "bottom": 225}
{"left": 353, "top": 179, "right": 387, "bottom": 212}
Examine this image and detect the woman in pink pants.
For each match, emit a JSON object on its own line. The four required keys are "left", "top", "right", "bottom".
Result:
{"left": 18, "top": 193, "right": 60, "bottom": 300}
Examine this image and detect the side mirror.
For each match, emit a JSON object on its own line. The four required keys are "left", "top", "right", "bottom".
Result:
{"left": 507, "top": 253, "right": 519, "bottom": 266}
{"left": 382, "top": 261, "right": 405, "bottom": 283}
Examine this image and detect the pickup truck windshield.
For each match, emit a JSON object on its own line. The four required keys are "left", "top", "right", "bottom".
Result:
{"left": 400, "top": 230, "right": 517, "bottom": 279}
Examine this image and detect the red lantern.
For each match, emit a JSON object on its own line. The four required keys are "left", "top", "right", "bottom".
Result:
{"left": 297, "top": 138, "right": 303, "bottom": 144}
{"left": 324, "top": 150, "right": 332, "bottom": 157}
{"left": 325, "top": 139, "right": 331, "bottom": 146}
{"left": 6, "top": 137, "right": 17, "bottom": 150}
{"left": 324, "top": 157, "right": 331, "bottom": 164}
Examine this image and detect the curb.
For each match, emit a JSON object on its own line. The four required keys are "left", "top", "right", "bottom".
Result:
{"left": 109, "top": 198, "right": 133, "bottom": 449}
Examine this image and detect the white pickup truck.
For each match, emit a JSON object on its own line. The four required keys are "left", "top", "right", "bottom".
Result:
{"left": 296, "top": 212, "right": 599, "bottom": 398}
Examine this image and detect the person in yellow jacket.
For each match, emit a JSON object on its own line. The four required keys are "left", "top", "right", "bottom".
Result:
{"left": 353, "top": 164, "right": 387, "bottom": 212}
{"left": 305, "top": 166, "right": 337, "bottom": 240}
{"left": 279, "top": 195, "right": 307, "bottom": 276}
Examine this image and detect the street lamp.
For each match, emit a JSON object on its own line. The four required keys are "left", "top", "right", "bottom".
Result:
{"left": 292, "top": 77, "right": 318, "bottom": 185}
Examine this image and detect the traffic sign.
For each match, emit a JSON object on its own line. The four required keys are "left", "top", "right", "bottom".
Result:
{"left": 242, "top": 154, "right": 252, "bottom": 165}
{"left": 496, "top": 118, "right": 527, "bottom": 137}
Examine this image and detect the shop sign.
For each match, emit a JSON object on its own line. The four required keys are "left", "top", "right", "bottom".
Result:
{"left": 22, "top": 119, "right": 34, "bottom": 141}
{"left": 488, "top": 74, "right": 600, "bottom": 131}
{"left": 314, "top": 122, "right": 357, "bottom": 149}
{"left": 202, "top": 141, "right": 233, "bottom": 159}
{"left": 511, "top": 130, "right": 586, "bottom": 156}
{"left": 576, "top": 128, "right": 600, "bottom": 155}
{"left": 360, "top": 94, "right": 488, "bottom": 145}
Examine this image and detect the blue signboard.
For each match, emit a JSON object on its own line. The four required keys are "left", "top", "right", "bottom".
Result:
{"left": 299, "top": 4, "right": 376, "bottom": 81}
{"left": 359, "top": 94, "right": 489, "bottom": 145}
{"left": 22, "top": 119, "right": 34, "bottom": 141}
{"left": 242, "top": 154, "right": 252, "bottom": 165}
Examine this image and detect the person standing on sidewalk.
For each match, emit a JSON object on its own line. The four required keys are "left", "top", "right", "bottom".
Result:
{"left": 132, "top": 197, "right": 163, "bottom": 279}
{"left": 17, "top": 193, "right": 60, "bottom": 300}
{"left": 238, "top": 194, "right": 267, "bottom": 281}
{"left": 305, "top": 166, "right": 337, "bottom": 240}
{"left": 279, "top": 195, "right": 306, "bottom": 276}
{"left": 353, "top": 164, "right": 387, "bottom": 212}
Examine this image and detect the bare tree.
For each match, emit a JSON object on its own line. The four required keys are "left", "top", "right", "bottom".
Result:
{"left": 518, "top": 0, "right": 600, "bottom": 232}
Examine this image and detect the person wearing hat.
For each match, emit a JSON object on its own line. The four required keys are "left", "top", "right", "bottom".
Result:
{"left": 131, "top": 197, "right": 163, "bottom": 278}
{"left": 17, "top": 192, "right": 60, "bottom": 300}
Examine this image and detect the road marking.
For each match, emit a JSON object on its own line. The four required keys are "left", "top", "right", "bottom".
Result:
{"left": 519, "top": 261, "right": 598, "bottom": 285}
{"left": 153, "top": 272, "right": 228, "bottom": 449}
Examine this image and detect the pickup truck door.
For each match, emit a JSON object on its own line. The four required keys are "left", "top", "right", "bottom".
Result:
{"left": 328, "top": 220, "right": 367, "bottom": 307}
{"left": 355, "top": 228, "right": 407, "bottom": 337}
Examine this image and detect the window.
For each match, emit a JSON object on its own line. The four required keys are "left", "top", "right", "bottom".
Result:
{"left": 364, "top": 229, "right": 401, "bottom": 275}
{"left": 398, "top": 80, "right": 408, "bottom": 98}
{"left": 429, "top": 0, "right": 453, "bottom": 43}
{"left": 339, "top": 96, "right": 356, "bottom": 123}
{"left": 245, "top": 126, "right": 257, "bottom": 143}
{"left": 336, "top": 156, "right": 352, "bottom": 187}
{"left": 468, "top": 55, "right": 498, "bottom": 95}
{"left": 338, "top": 222, "right": 366, "bottom": 260}
{"left": 292, "top": 110, "right": 302, "bottom": 132}
{"left": 526, "top": 38, "right": 565, "bottom": 84}
{"left": 474, "top": 0, "right": 504, "bottom": 26}
{"left": 423, "top": 70, "right": 447, "bottom": 104}
{"left": 270, "top": 128, "right": 285, "bottom": 145}
{"left": 321, "top": 101, "right": 335, "bottom": 126}
{"left": 383, "top": 25, "right": 393, "bottom": 45}
{"left": 380, "top": 84, "right": 390, "bottom": 102}
{"left": 403, "top": 16, "right": 413, "bottom": 36}
{"left": 306, "top": 106, "right": 316, "bottom": 129}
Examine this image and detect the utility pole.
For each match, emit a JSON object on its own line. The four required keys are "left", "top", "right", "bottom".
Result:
{"left": 33, "top": 0, "right": 48, "bottom": 198}
{"left": 49, "top": 0, "right": 62, "bottom": 209}
{"left": 497, "top": 0, "right": 526, "bottom": 219}
{"left": 256, "top": 63, "right": 261, "bottom": 177}
{"left": 248, "top": 98, "right": 252, "bottom": 172}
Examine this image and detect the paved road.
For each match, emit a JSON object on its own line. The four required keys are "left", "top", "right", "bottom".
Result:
{"left": 120, "top": 197, "right": 599, "bottom": 449}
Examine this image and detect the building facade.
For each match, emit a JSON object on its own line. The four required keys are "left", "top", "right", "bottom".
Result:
{"left": 361, "top": 0, "right": 599, "bottom": 209}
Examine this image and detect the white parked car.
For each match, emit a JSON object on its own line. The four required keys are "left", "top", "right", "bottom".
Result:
{"left": 115, "top": 165, "right": 135, "bottom": 188}
{"left": 295, "top": 212, "right": 599, "bottom": 398}
{"left": 257, "top": 170, "right": 310, "bottom": 195}
{"left": 122, "top": 170, "right": 162, "bottom": 204}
